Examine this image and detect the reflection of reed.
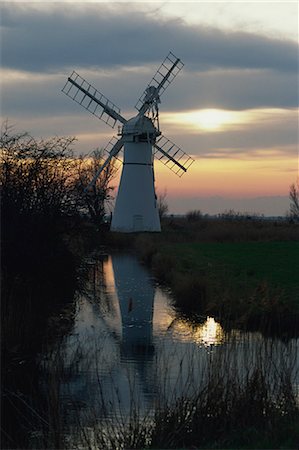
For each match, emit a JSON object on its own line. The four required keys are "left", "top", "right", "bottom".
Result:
{"left": 34, "top": 332, "right": 299, "bottom": 450}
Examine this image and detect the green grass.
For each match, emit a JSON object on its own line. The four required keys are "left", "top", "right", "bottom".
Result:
{"left": 113, "top": 216, "right": 299, "bottom": 330}
{"left": 147, "top": 240, "right": 299, "bottom": 329}
{"left": 165, "top": 241, "right": 299, "bottom": 303}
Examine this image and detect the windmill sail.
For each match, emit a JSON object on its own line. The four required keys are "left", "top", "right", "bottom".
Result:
{"left": 135, "top": 52, "right": 184, "bottom": 115}
{"left": 86, "top": 137, "right": 125, "bottom": 189}
{"left": 103, "top": 135, "right": 124, "bottom": 172}
{"left": 62, "top": 71, "right": 126, "bottom": 128}
{"left": 154, "top": 135, "right": 195, "bottom": 177}
{"left": 103, "top": 136, "right": 123, "bottom": 161}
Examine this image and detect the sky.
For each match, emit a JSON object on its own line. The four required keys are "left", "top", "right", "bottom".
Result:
{"left": 1, "top": 1, "right": 298, "bottom": 216}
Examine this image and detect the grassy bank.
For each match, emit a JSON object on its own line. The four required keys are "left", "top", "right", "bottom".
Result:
{"left": 126, "top": 217, "right": 299, "bottom": 333}
{"left": 150, "top": 241, "right": 299, "bottom": 330}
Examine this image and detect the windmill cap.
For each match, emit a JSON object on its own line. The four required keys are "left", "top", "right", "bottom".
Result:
{"left": 123, "top": 115, "right": 157, "bottom": 136}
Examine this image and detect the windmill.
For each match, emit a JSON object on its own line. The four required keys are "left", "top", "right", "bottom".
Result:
{"left": 62, "top": 52, "right": 194, "bottom": 232}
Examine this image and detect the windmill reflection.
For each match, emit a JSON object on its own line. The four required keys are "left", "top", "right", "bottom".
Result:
{"left": 53, "top": 254, "right": 157, "bottom": 422}
{"left": 111, "top": 254, "right": 155, "bottom": 360}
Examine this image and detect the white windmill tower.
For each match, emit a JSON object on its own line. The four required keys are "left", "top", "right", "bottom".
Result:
{"left": 62, "top": 52, "right": 194, "bottom": 232}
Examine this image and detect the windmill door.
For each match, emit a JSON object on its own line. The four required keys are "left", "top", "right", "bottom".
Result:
{"left": 133, "top": 215, "right": 144, "bottom": 231}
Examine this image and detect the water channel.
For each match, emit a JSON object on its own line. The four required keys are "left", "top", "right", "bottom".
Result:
{"left": 40, "top": 253, "right": 299, "bottom": 428}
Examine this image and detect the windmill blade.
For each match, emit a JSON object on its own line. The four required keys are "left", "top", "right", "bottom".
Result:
{"left": 62, "top": 71, "right": 126, "bottom": 128}
{"left": 103, "top": 136, "right": 124, "bottom": 164}
{"left": 154, "top": 135, "right": 195, "bottom": 177}
{"left": 135, "top": 52, "right": 184, "bottom": 115}
{"left": 86, "top": 137, "right": 124, "bottom": 189}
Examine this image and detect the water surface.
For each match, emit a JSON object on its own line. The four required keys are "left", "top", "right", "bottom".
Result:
{"left": 46, "top": 253, "right": 298, "bottom": 424}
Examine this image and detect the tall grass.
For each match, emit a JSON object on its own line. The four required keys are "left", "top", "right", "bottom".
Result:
{"left": 9, "top": 332, "right": 298, "bottom": 450}
{"left": 151, "top": 337, "right": 299, "bottom": 449}
{"left": 161, "top": 215, "right": 299, "bottom": 243}
{"left": 1, "top": 226, "right": 93, "bottom": 449}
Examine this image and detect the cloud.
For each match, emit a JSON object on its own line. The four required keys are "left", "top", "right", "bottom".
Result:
{"left": 1, "top": 3, "right": 297, "bottom": 74}
{"left": 170, "top": 69, "right": 298, "bottom": 110}
{"left": 1, "top": 66, "right": 298, "bottom": 124}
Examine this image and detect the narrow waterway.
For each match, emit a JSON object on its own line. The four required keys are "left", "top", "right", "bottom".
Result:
{"left": 41, "top": 252, "right": 299, "bottom": 434}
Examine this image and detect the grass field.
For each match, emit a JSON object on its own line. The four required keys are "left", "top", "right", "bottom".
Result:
{"left": 131, "top": 219, "right": 299, "bottom": 332}
{"left": 163, "top": 241, "right": 299, "bottom": 304}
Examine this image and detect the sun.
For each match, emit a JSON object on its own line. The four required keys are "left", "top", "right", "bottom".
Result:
{"left": 195, "top": 109, "right": 236, "bottom": 130}
{"left": 182, "top": 109, "right": 240, "bottom": 131}
{"left": 163, "top": 108, "right": 248, "bottom": 132}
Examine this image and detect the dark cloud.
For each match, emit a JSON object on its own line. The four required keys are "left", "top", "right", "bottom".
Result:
{"left": 2, "top": 67, "right": 297, "bottom": 158}
{"left": 0, "top": 3, "right": 297, "bottom": 74}
{"left": 2, "top": 67, "right": 298, "bottom": 122}
{"left": 171, "top": 69, "right": 298, "bottom": 110}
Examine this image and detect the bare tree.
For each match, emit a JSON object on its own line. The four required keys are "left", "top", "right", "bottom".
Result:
{"left": 289, "top": 180, "right": 299, "bottom": 219}
{"left": 73, "top": 149, "right": 117, "bottom": 225}
{"left": 157, "top": 189, "right": 169, "bottom": 219}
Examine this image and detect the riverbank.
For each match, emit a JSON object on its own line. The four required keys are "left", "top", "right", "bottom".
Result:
{"left": 146, "top": 240, "right": 299, "bottom": 332}
{"left": 108, "top": 216, "right": 299, "bottom": 334}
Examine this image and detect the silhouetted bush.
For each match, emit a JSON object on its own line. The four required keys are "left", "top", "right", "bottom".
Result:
{"left": 186, "top": 209, "right": 202, "bottom": 222}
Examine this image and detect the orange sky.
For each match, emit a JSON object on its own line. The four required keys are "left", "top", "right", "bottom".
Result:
{"left": 155, "top": 153, "right": 297, "bottom": 198}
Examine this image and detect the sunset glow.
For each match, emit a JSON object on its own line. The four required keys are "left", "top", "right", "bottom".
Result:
{"left": 155, "top": 152, "right": 296, "bottom": 196}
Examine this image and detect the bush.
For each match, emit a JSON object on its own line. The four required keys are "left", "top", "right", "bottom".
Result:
{"left": 0, "top": 122, "right": 116, "bottom": 229}
{"left": 186, "top": 209, "right": 202, "bottom": 222}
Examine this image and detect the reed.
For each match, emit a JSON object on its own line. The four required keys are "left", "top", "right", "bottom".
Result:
{"left": 8, "top": 333, "right": 297, "bottom": 449}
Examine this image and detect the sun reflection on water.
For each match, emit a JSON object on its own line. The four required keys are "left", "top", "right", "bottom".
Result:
{"left": 170, "top": 316, "right": 224, "bottom": 347}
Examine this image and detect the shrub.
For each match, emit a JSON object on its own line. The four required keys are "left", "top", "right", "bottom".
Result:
{"left": 186, "top": 209, "right": 202, "bottom": 222}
